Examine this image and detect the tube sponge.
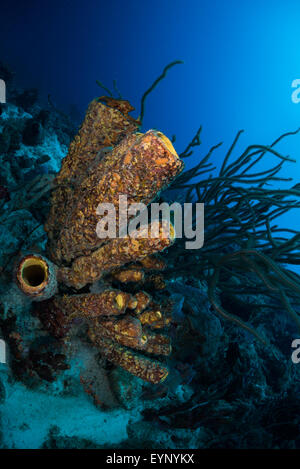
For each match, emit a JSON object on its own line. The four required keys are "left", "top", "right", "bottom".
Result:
{"left": 46, "top": 129, "right": 183, "bottom": 265}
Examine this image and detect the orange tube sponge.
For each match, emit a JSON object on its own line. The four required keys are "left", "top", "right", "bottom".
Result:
{"left": 92, "top": 317, "right": 171, "bottom": 356}
{"left": 110, "top": 267, "right": 145, "bottom": 284}
{"left": 88, "top": 335, "right": 169, "bottom": 384}
{"left": 44, "top": 290, "right": 133, "bottom": 321}
{"left": 141, "top": 333, "right": 172, "bottom": 356}
{"left": 139, "top": 254, "right": 167, "bottom": 271}
{"left": 13, "top": 95, "right": 185, "bottom": 385}
{"left": 45, "top": 98, "right": 140, "bottom": 247}
{"left": 56, "top": 97, "right": 140, "bottom": 185}
{"left": 138, "top": 309, "right": 164, "bottom": 327}
{"left": 138, "top": 300, "right": 172, "bottom": 329}
{"left": 132, "top": 291, "right": 151, "bottom": 313}
{"left": 47, "top": 128, "right": 183, "bottom": 264}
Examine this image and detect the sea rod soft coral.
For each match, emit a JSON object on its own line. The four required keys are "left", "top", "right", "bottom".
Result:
{"left": 15, "top": 95, "right": 184, "bottom": 384}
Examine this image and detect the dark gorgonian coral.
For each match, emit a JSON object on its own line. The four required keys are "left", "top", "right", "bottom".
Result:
{"left": 16, "top": 95, "right": 184, "bottom": 384}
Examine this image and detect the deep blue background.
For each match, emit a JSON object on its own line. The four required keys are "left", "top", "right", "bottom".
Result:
{"left": 1, "top": 0, "right": 299, "bottom": 232}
